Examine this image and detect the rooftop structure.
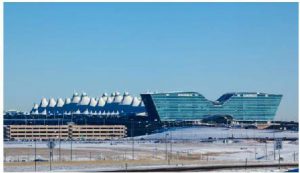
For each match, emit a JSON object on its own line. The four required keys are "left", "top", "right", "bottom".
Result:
{"left": 30, "top": 92, "right": 145, "bottom": 116}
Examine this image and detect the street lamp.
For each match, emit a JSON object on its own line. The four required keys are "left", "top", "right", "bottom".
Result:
{"left": 131, "top": 119, "right": 134, "bottom": 160}
{"left": 170, "top": 131, "right": 172, "bottom": 161}
{"left": 47, "top": 139, "right": 55, "bottom": 171}
{"left": 34, "top": 138, "right": 37, "bottom": 172}
{"left": 165, "top": 133, "right": 169, "bottom": 161}
{"left": 58, "top": 119, "right": 61, "bottom": 161}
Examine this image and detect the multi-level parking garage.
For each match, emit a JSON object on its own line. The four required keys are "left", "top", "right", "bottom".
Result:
{"left": 5, "top": 125, "right": 127, "bottom": 141}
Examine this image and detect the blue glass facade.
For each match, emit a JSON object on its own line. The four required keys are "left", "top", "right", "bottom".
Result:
{"left": 141, "top": 92, "right": 282, "bottom": 121}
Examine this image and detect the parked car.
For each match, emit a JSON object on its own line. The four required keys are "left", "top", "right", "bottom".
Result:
{"left": 34, "top": 159, "right": 48, "bottom": 162}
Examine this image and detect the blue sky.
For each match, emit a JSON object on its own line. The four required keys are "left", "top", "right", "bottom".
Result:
{"left": 4, "top": 3, "right": 298, "bottom": 121}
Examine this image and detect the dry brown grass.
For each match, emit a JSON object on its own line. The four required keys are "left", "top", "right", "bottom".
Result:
{"left": 3, "top": 141, "right": 264, "bottom": 171}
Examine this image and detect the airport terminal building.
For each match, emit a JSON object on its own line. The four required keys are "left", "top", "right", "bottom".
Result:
{"left": 4, "top": 91, "right": 283, "bottom": 137}
{"left": 6, "top": 91, "right": 283, "bottom": 123}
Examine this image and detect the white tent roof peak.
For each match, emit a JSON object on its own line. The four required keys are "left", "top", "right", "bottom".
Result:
{"left": 57, "top": 98, "right": 65, "bottom": 107}
{"left": 113, "top": 94, "right": 123, "bottom": 103}
{"left": 71, "top": 93, "right": 81, "bottom": 103}
{"left": 132, "top": 97, "right": 141, "bottom": 107}
{"left": 33, "top": 103, "right": 39, "bottom": 109}
{"left": 65, "top": 98, "right": 71, "bottom": 104}
{"left": 48, "top": 98, "right": 57, "bottom": 107}
{"left": 121, "top": 95, "right": 133, "bottom": 105}
{"left": 40, "top": 98, "right": 49, "bottom": 108}
{"left": 89, "top": 97, "right": 97, "bottom": 107}
{"left": 101, "top": 96, "right": 108, "bottom": 102}
{"left": 79, "top": 95, "right": 90, "bottom": 105}
{"left": 106, "top": 96, "right": 114, "bottom": 104}
{"left": 97, "top": 97, "right": 106, "bottom": 107}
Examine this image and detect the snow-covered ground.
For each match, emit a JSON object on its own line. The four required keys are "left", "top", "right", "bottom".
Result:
{"left": 4, "top": 127, "right": 299, "bottom": 172}
{"left": 135, "top": 126, "right": 298, "bottom": 140}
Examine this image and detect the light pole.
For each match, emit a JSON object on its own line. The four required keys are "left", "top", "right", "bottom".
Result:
{"left": 70, "top": 138, "right": 73, "bottom": 161}
{"left": 131, "top": 119, "right": 134, "bottom": 160}
{"left": 34, "top": 139, "right": 37, "bottom": 172}
{"left": 47, "top": 139, "right": 55, "bottom": 171}
{"left": 49, "top": 147, "right": 52, "bottom": 171}
{"left": 273, "top": 133, "right": 276, "bottom": 160}
{"left": 294, "top": 151, "right": 296, "bottom": 162}
{"left": 254, "top": 146, "right": 257, "bottom": 160}
{"left": 278, "top": 147, "right": 281, "bottom": 169}
{"left": 27, "top": 145, "right": 30, "bottom": 162}
{"left": 59, "top": 119, "right": 61, "bottom": 161}
{"left": 170, "top": 131, "right": 172, "bottom": 161}
{"left": 165, "top": 133, "right": 169, "bottom": 161}
{"left": 265, "top": 141, "right": 268, "bottom": 160}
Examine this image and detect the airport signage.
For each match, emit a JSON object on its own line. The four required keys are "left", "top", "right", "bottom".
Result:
{"left": 274, "top": 139, "right": 282, "bottom": 150}
{"left": 47, "top": 140, "right": 56, "bottom": 149}
{"left": 178, "top": 94, "right": 193, "bottom": 97}
{"left": 242, "top": 94, "right": 257, "bottom": 97}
